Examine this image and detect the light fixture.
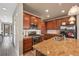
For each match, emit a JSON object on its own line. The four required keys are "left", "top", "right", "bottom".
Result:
{"left": 62, "top": 22, "right": 66, "bottom": 25}
{"left": 45, "top": 9, "right": 49, "bottom": 12}
{"left": 70, "top": 21, "right": 74, "bottom": 24}
{"left": 2, "top": 8, "right": 7, "bottom": 11}
{"left": 69, "top": 16, "right": 75, "bottom": 21}
{"left": 61, "top": 10, "right": 65, "bottom": 13}
{"left": 68, "top": 5, "right": 79, "bottom": 15}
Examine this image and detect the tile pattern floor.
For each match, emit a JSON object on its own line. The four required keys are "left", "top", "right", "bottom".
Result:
{"left": 0, "top": 36, "right": 17, "bottom": 56}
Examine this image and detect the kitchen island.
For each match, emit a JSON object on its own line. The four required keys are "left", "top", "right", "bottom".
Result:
{"left": 33, "top": 38, "right": 79, "bottom": 56}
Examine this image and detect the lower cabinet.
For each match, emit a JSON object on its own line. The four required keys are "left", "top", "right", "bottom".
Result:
{"left": 23, "top": 37, "right": 32, "bottom": 53}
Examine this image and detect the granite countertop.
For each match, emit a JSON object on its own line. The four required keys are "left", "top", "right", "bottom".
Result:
{"left": 33, "top": 38, "right": 79, "bottom": 56}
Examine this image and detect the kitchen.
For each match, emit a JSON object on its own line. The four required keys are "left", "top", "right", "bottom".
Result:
{"left": 23, "top": 3, "right": 79, "bottom": 56}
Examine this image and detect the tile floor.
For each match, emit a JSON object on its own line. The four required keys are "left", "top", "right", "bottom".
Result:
{"left": 0, "top": 36, "right": 17, "bottom": 56}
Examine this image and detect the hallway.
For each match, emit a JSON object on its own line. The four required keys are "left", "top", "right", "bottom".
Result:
{"left": 0, "top": 36, "right": 17, "bottom": 56}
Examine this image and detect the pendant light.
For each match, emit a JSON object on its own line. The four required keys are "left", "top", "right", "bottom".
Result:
{"left": 69, "top": 21, "right": 74, "bottom": 24}
{"left": 68, "top": 5, "right": 79, "bottom": 16}
{"left": 69, "top": 16, "right": 75, "bottom": 21}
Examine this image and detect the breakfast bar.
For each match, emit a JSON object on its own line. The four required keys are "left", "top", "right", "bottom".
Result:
{"left": 33, "top": 38, "right": 79, "bottom": 56}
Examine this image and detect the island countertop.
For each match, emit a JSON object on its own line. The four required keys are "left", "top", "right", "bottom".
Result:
{"left": 33, "top": 38, "right": 79, "bottom": 56}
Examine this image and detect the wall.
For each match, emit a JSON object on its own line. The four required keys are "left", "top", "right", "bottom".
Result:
{"left": 77, "top": 15, "right": 79, "bottom": 39}
{"left": 13, "top": 3, "right": 23, "bottom": 55}
{"left": 0, "top": 20, "right": 1, "bottom": 34}
{"left": 0, "top": 16, "right": 12, "bottom": 23}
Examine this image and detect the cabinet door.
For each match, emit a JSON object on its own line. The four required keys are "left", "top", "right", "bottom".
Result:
{"left": 56, "top": 19, "right": 62, "bottom": 29}
{"left": 41, "top": 21, "right": 46, "bottom": 34}
{"left": 46, "top": 20, "right": 57, "bottom": 30}
{"left": 52, "top": 20, "right": 57, "bottom": 29}
{"left": 23, "top": 13, "right": 30, "bottom": 29}
{"left": 38, "top": 18, "right": 41, "bottom": 29}
{"left": 64, "top": 17, "right": 70, "bottom": 24}
{"left": 31, "top": 16, "right": 38, "bottom": 25}
{"left": 23, "top": 38, "right": 32, "bottom": 52}
{"left": 47, "top": 21, "right": 53, "bottom": 30}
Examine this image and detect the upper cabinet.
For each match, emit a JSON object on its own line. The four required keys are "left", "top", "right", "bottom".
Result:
{"left": 23, "top": 12, "right": 39, "bottom": 29}
{"left": 31, "top": 16, "right": 38, "bottom": 25}
{"left": 46, "top": 16, "right": 70, "bottom": 30}
{"left": 40, "top": 20, "right": 46, "bottom": 34}
{"left": 56, "top": 19, "right": 62, "bottom": 29}
{"left": 23, "top": 12, "right": 46, "bottom": 34}
{"left": 23, "top": 13, "right": 31, "bottom": 29}
{"left": 46, "top": 21, "right": 53, "bottom": 29}
{"left": 46, "top": 20, "right": 57, "bottom": 30}
{"left": 52, "top": 20, "right": 57, "bottom": 29}
{"left": 62, "top": 17, "right": 70, "bottom": 24}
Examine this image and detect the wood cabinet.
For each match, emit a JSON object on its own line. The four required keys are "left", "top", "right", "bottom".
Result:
{"left": 41, "top": 22, "right": 46, "bottom": 34}
{"left": 30, "top": 15, "right": 46, "bottom": 34}
{"left": 46, "top": 16, "right": 70, "bottom": 30}
{"left": 31, "top": 16, "right": 39, "bottom": 25}
{"left": 23, "top": 12, "right": 46, "bottom": 34}
{"left": 46, "top": 21, "right": 53, "bottom": 29}
{"left": 46, "top": 20, "right": 57, "bottom": 30}
{"left": 38, "top": 19, "right": 46, "bottom": 34}
{"left": 56, "top": 19, "right": 62, "bottom": 29}
{"left": 52, "top": 20, "right": 57, "bottom": 29}
{"left": 37, "top": 18, "right": 42, "bottom": 29}
{"left": 61, "top": 17, "right": 70, "bottom": 25}
{"left": 23, "top": 37, "right": 32, "bottom": 53}
{"left": 23, "top": 13, "right": 30, "bottom": 29}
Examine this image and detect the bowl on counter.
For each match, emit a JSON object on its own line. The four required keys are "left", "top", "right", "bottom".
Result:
{"left": 52, "top": 35, "right": 64, "bottom": 41}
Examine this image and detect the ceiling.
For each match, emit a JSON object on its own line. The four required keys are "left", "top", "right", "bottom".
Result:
{"left": 23, "top": 3, "right": 79, "bottom": 20}
{"left": 0, "top": 3, "right": 17, "bottom": 23}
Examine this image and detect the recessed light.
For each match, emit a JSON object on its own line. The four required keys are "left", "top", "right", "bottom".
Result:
{"left": 2, "top": 8, "right": 7, "bottom": 11}
{"left": 45, "top": 9, "right": 49, "bottom": 12}
{"left": 61, "top": 10, "right": 65, "bottom": 13}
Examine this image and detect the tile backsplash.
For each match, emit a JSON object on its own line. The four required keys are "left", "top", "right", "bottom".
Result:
{"left": 23, "top": 29, "right": 41, "bottom": 37}
{"left": 47, "top": 30, "right": 60, "bottom": 34}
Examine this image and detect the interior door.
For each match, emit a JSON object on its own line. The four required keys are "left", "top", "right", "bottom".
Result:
{"left": 1, "top": 23, "right": 12, "bottom": 36}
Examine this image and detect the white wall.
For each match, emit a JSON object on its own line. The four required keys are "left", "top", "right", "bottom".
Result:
{"left": 0, "top": 20, "right": 1, "bottom": 34}
{"left": 13, "top": 3, "right": 23, "bottom": 55}
{"left": 77, "top": 15, "right": 79, "bottom": 39}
